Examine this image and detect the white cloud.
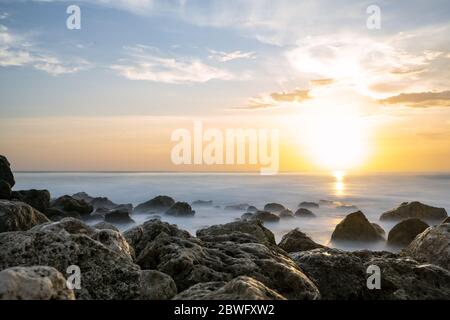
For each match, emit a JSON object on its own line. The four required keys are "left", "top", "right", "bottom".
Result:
{"left": 207, "top": 49, "right": 256, "bottom": 62}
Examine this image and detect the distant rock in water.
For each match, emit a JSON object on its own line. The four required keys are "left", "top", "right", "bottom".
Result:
{"left": 250, "top": 210, "right": 280, "bottom": 223}
{"left": 336, "top": 204, "right": 358, "bottom": 211}
{"left": 295, "top": 208, "right": 316, "bottom": 218}
{"left": 380, "top": 201, "right": 447, "bottom": 222}
{"left": 11, "top": 189, "right": 51, "bottom": 214}
{"left": 387, "top": 218, "right": 429, "bottom": 248}
{"left": 279, "top": 209, "right": 295, "bottom": 219}
{"left": 263, "top": 203, "right": 285, "bottom": 213}
{"left": 0, "top": 180, "right": 11, "bottom": 200}
{"left": 165, "top": 202, "right": 195, "bottom": 217}
{"left": 0, "top": 200, "right": 49, "bottom": 232}
{"left": 319, "top": 199, "right": 335, "bottom": 206}
{"left": 0, "top": 155, "right": 15, "bottom": 188}
{"left": 50, "top": 195, "right": 93, "bottom": 219}
{"left": 371, "top": 223, "right": 386, "bottom": 238}
{"left": 278, "top": 228, "right": 324, "bottom": 253}
{"left": 134, "top": 195, "right": 175, "bottom": 213}
{"left": 104, "top": 209, "right": 135, "bottom": 224}
{"left": 246, "top": 205, "right": 258, "bottom": 213}
{"left": 331, "top": 211, "right": 384, "bottom": 242}
{"left": 298, "top": 201, "right": 319, "bottom": 209}
{"left": 192, "top": 200, "right": 213, "bottom": 207}
{"left": 224, "top": 203, "right": 250, "bottom": 211}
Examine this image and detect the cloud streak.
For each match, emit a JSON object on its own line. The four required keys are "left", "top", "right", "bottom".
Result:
{"left": 379, "top": 91, "right": 450, "bottom": 108}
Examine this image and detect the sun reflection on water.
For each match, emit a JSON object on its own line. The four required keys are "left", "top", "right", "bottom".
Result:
{"left": 333, "top": 170, "right": 345, "bottom": 195}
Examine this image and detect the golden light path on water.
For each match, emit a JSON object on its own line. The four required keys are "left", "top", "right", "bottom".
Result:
{"left": 333, "top": 170, "right": 345, "bottom": 196}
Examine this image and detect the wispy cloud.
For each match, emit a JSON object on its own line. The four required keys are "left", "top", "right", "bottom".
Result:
{"left": 237, "top": 88, "right": 311, "bottom": 110}
{"left": 379, "top": 91, "right": 450, "bottom": 108}
{"left": 207, "top": 49, "right": 256, "bottom": 62}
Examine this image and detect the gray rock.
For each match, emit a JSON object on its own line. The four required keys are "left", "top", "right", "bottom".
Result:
{"left": 134, "top": 195, "right": 175, "bottom": 213}
{"left": 224, "top": 204, "right": 250, "bottom": 211}
{"left": 104, "top": 209, "right": 135, "bottom": 224}
{"left": 336, "top": 205, "right": 359, "bottom": 211}
{"left": 331, "top": 211, "right": 383, "bottom": 242}
{"left": 298, "top": 202, "right": 319, "bottom": 209}
{"left": 50, "top": 195, "right": 93, "bottom": 218}
{"left": 174, "top": 276, "right": 286, "bottom": 300}
{"left": 387, "top": 218, "right": 429, "bottom": 247}
{"left": 0, "top": 155, "right": 15, "bottom": 188}
{"left": 11, "top": 189, "right": 51, "bottom": 213}
{"left": 295, "top": 208, "right": 316, "bottom": 218}
{"left": 140, "top": 270, "right": 177, "bottom": 300}
{"left": 92, "top": 229, "right": 135, "bottom": 260}
{"left": 371, "top": 223, "right": 386, "bottom": 238}
{"left": 380, "top": 201, "right": 447, "bottom": 222}
{"left": 0, "top": 266, "right": 75, "bottom": 300}
{"left": 246, "top": 206, "right": 258, "bottom": 213}
{"left": 263, "top": 203, "right": 285, "bottom": 213}
{"left": 165, "top": 202, "right": 195, "bottom": 217}
{"left": 93, "top": 221, "right": 120, "bottom": 232}
{"left": 278, "top": 228, "right": 324, "bottom": 253}
{"left": 0, "top": 200, "right": 49, "bottom": 232}
{"left": 192, "top": 200, "right": 213, "bottom": 207}
{"left": 250, "top": 210, "right": 280, "bottom": 223}
{"left": 279, "top": 209, "right": 295, "bottom": 219}
{"left": 0, "top": 180, "right": 11, "bottom": 200}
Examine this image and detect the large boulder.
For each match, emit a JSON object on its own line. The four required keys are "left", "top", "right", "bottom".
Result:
{"left": 134, "top": 195, "right": 175, "bottom": 213}
{"left": 11, "top": 189, "right": 51, "bottom": 214}
{"left": 104, "top": 209, "right": 135, "bottom": 224}
{"left": 402, "top": 223, "right": 450, "bottom": 270}
{"left": 331, "top": 211, "right": 383, "bottom": 242}
{"left": 380, "top": 201, "right": 447, "bottom": 222}
{"left": 126, "top": 220, "right": 320, "bottom": 300}
{"left": 73, "top": 192, "right": 133, "bottom": 213}
{"left": 0, "top": 200, "right": 49, "bottom": 232}
{"left": 295, "top": 208, "right": 316, "bottom": 218}
{"left": 263, "top": 203, "right": 285, "bottom": 213}
{"left": 387, "top": 218, "right": 429, "bottom": 247}
{"left": 279, "top": 209, "right": 295, "bottom": 219}
{"left": 0, "top": 266, "right": 75, "bottom": 300}
{"left": 93, "top": 221, "right": 120, "bottom": 232}
{"left": 140, "top": 270, "right": 177, "bottom": 300}
{"left": 0, "top": 155, "right": 15, "bottom": 188}
{"left": 371, "top": 223, "right": 386, "bottom": 238}
{"left": 278, "top": 229, "right": 324, "bottom": 253}
{"left": 174, "top": 276, "right": 286, "bottom": 300}
{"left": 165, "top": 202, "right": 195, "bottom": 217}
{"left": 0, "top": 218, "right": 141, "bottom": 299}
{"left": 50, "top": 195, "right": 93, "bottom": 218}
{"left": 298, "top": 202, "right": 319, "bottom": 209}
{"left": 250, "top": 210, "right": 280, "bottom": 223}
{"left": 0, "top": 180, "right": 11, "bottom": 200}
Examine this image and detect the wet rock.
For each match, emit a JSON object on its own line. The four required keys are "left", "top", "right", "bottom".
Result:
{"left": 0, "top": 180, "right": 11, "bottom": 200}
{"left": 380, "top": 201, "right": 447, "bottom": 222}
{"left": 0, "top": 200, "right": 49, "bottom": 232}
{"left": 192, "top": 200, "right": 213, "bottom": 207}
{"left": 279, "top": 209, "right": 295, "bottom": 219}
{"left": 295, "top": 208, "right": 316, "bottom": 218}
{"left": 278, "top": 229, "right": 324, "bottom": 253}
{"left": 134, "top": 195, "right": 175, "bottom": 213}
{"left": 371, "top": 223, "right": 386, "bottom": 238}
{"left": 93, "top": 221, "right": 120, "bottom": 232}
{"left": 0, "top": 266, "right": 75, "bottom": 300}
{"left": 387, "top": 218, "right": 429, "bottom": 247}
{"left": 336, "top": 205, "right": 358, "bottom": 211}
{"left": 247, "top": 205, "right": 258, "bottom": 213}
{"left": 0, "top": 155, "right": 15, "bottom": 188}
{"left": 402, "top": 223, "right": 450, "bottom": 270}
{"left": 50, "top": 195, "right": 93, "bottom": 218}
{"left": 263, "top": 203, "right": 285, "bottom": 213}
{"left": 174, "top": 276, "right": 286, "bottom": 300}
{"left": 104, "top": 209, "right": 135, "bottom": 224}
{"left": 140, "top": 270, "right": 177, "bottom": 300}
{"left": 11, "top": 189, "right": 51, "bottom": 213}
{"left": 298, "top": 201, "right": 319, "bottom": 209}
{"left": 250, "top": 210, "right": 280, "bottom": 223}
{"left": 165, "top": 202, "right": 195, "bottom": 217}
{"left": 331, "top": 211, "right": 383, "bottom": 242}
{"left": 241, "top": 212, "right": 254, "bottom": 220}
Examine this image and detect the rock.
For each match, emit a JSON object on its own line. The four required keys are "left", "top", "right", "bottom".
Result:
{"left": 50, "top": 195, "right": 93, "bottom": 218}
{"left": 0, "top": 200, "right": 49, "bottom": 232}
{"left": 224, "top": 204, "right": 250, "bottom": 211}
{"left": 387, "top": 218, "right": 429, "bottom": 247}
{"left": 134, "top": 195, "right": 175, "bottom": 213}
{"left": 443, "top": 217, "right": 450, "bottom": 224}
{"left": 140, "top": 270, "right": 177, "bottom": 300}
{"left": 241, "top": 212, "right": 254, "bottom": 220}
{"left": 371, "top": 223, "right": 386, "bottom": 237}
{"left": 298, "top": 201, "right": 319, "bottom": 208}
{"left": 0, "top": 266, "right": 75, "bottom": 300}
{"left": 331, "top": 211, "right": 383, "bottom": 242}
{"left": 30, "top": 217, "right": 96, "bottom": 235}
{"left": 278, "top": 229, "right": 324, "bottom": 253}
{"left": 380, "top": 201, "right": 447, "bottom": 222}
{"left": 11, "top": 189, "right": 51, "bottom": 213}
{"left": 45, "top": 207, "right": 82, "bottom": 221}
{"left": 192, "top": 200, "right": 213, "bottom": 207}
{"left": 295, "top": 208, "right": 316, "bottom": 218}
{"left": 250, "top": 210, "right": 280, "bottom": 223}
{"left": 336, "top": 205, "right": 358, "bottom": 211}
{"left": 174, "top": 276, "right": 286, "bottom": 300}
{"left": 0, "top": 155, "right": 15, "bottom": 187}
{"left": 279, "top": 209, "right": 295, "bottom": 219}
{"left": 0, "top": 180, "right": 11, "bottom": 200}
{"left": 263, "top": 203, "right": 285, "bottom": 213}
{"left": 127, "top": 220, "right": 319, "bottom": 299}
{"left": 104, "top": 209, "right": 135, "bottom": 224}
{"left": 196, "top": 220, "right": 276, "bottom": 246}
{"left": 93, "top": 221, "right": 120, "bottom": 232}
{"left": 319, "top": 199, "right": 334, "bottom": 206}
{"left": 0, "top": 220, "right": 141, "bottom": 299}
{"left": 247, "top": 206, "right": 258, "bottom": 213}
{"left": 165, "top": 202, "right": 195, "bottom": 217}
{"left": 402, "top": 223, "right": 450, "bottom": 270}
{"left": 92, "top": 228, "right": 135, "bottom": 260}
{"left": 73, "top": 192, "right": 133, "bottom": 213}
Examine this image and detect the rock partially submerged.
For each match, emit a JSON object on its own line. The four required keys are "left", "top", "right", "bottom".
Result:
{"left": 371, "top": 223, "right": 386, "bottom": 238}
{"left": 166, "top": 202, "right": 195, "bottom": 217}
{"left": 134, "top": 195, "right": 175, "bottom": 214}
{"left": 0, "top": 200, "right": 49, "bottom": 232}
{"left": 331, "top": 211, "right": 383, "bottom": 243}
{"left": 224, "top": 203, "right": 250, "bottom": 211}
{"left": 387, "top": 218, "right": 429, "bottom": 247}
{"left": 192, "top": 200, "right": 213, "bottom": 207}
{"left": 295, "top": 208, "right": 316, "bottom": 218}
{"left": 278, "top": 228, "right": 324, "bottom": 253}
{"left": 279, "top": 209, "right": 295, "bottom": 219}
{"left": 263, "top": 203, "right": 285, "bottom": 213}
{"left": 380, "top": 201, "right": 447, "bottom": 222}
{"left": 298, "top": 201, "right": 319, "bottom": 209}
{"left": 250, "top": 210, "right": 280, "bottom": 223}
{"left": 0, "top": 155, "right": 15, "bottom": 188}
{"left": 104, "top": 209, "right": 135, "bottom": 224}
{"left": 49, "top": 195, "right": 93, "bottom": 220}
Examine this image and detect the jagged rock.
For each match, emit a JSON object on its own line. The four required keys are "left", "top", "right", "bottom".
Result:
{"left": 295, "top": 208, "right": 316, "bottom": 218}
{"left": 104, "top": 209, "right": 135, "bottom": 224}
{"left": 278, "top": 229, "right": 324, "bottom": 253}
{"left": 73, "top": 192, "right": 133, "bottom": 213}
{"left": 250, "top": 210, "right": 280, "bottom": 223}
{"left": 247, "top": 206, "right": 258, "bottom": 213}
{"left": 192, "top": 200, "right": 213, "bottom": 207}
{"left": 331, "top": 211, "right": 383, "bottom": 242}
{"left": 263, "top": 203, "right": 285, "bottom": 213}
{"left": 402, "top": 223, "right": 450, "bottom": 270}
{"left": 279, "top": 209, "right": 295, "bottom": 219}
{"left": 0, "top": 266, "right": 75, "bottom": 300}
{"left": 140, "top": 270, "right": 177, "bottom": 300}
{"left": 93, "top": 221, "right": 120, "bottom": 232}
{"left": 196, "top": 220, "right": 276, "bottom": 246}
{"left": 50, "top": 195, "right": 93, "bottom": 218}
{"left": 11, "top": 189, "right": 51, "bottom": 213}
{"left": 224, "top": 204, "right": 250, "bottom": 211}
{"left": 134, "top": 195, "right": 175, "bottom": 213}
{"left": 174, "top": 276, "right": 286, "bottom": 300}
{"left": 387, "top": 218, "right": 429, "bottom": 247}
{"left": 0, "top": 200, "right": 49, "bottom": 232}
{"left": 371, "top": 223, "right": 386, "bottom": 237}
{"left": 92, "top": 229, "right": 135, "bottom": 260}
{"left": 0, "top": 155, "right": 15, "bottom": 188}
{"left": 0, "top": 180, "right": 11, "bottom": 200}
{"left": 380, "top": 201, "right": 447, "bottom": 222}
{"left": 45, "top": 207, "right": 82, "bottom": 221}
{"left": 298, "top": 202, "right": 319, "bottom": 208}
{"left": 165, "top": 202, "right": 195, "bottom": 217}
{"left": 30, "top": 217, "right": 96, "bottom": 235}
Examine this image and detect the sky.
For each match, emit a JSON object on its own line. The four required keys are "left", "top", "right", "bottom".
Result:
{"left": 0, "top": 0, "right": 449, "bottom": 172}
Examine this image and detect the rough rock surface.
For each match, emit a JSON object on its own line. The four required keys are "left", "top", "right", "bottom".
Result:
{"left": 134, "top": 195, "right": 175, "bottom": 213}
{"left": 140, "top": 270, "right": 177, "bottom": 300}
{"left": 0, "top": 266, "right": 75, "bottom": 300}
{"left": 93, "top": 221, "right": 120, "bottom": 232}
{"left": 50, "top": 195, "right": 93, "bottom": 218}
{"left": 295, "top": 208, "right": 316, "bottom": 218}
{"left": 387, "top": 218, "right": 429, "bottom": 247}
{"left": 165, "top": 202, "right": 195, "bottom": 217}
{"left": 263, "top": 203, "right": 285, "bottom": 213}
{"left": 331, "top": 211, "right": 383, "bottom": 242}
{"left": 104, "top": 209, "right": 135, "bottom": 224}
{"left": 250, "top": 210, "right": 280, "bottom": 222}
{"left": 380, "top": 201, "right": 447, "bottom": 222}
{"left": 11, "top": 189, "right": 51, "bottom": 213}
{"left": 0, "top": 200, "right": 49, "bottom": 232}
{"left": 174, "top": 276, "right": 286, "bottom": 300}
{"left": 278, "top": 229, "right": 324, "bottom": 253}
{"left": 0, "top": 155, "right": 15, "bottom": 187}
{"left": 0, "top": 180, "right": 11, "bottom": 200}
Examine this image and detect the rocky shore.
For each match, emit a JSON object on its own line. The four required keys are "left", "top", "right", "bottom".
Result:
{"left": 0, "top": 155, "right": 449, "bottom": 300}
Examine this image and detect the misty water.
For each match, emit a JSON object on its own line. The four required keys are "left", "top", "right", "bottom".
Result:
{"left": 14, "top": 172, "right": 450, "bottom": 252}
